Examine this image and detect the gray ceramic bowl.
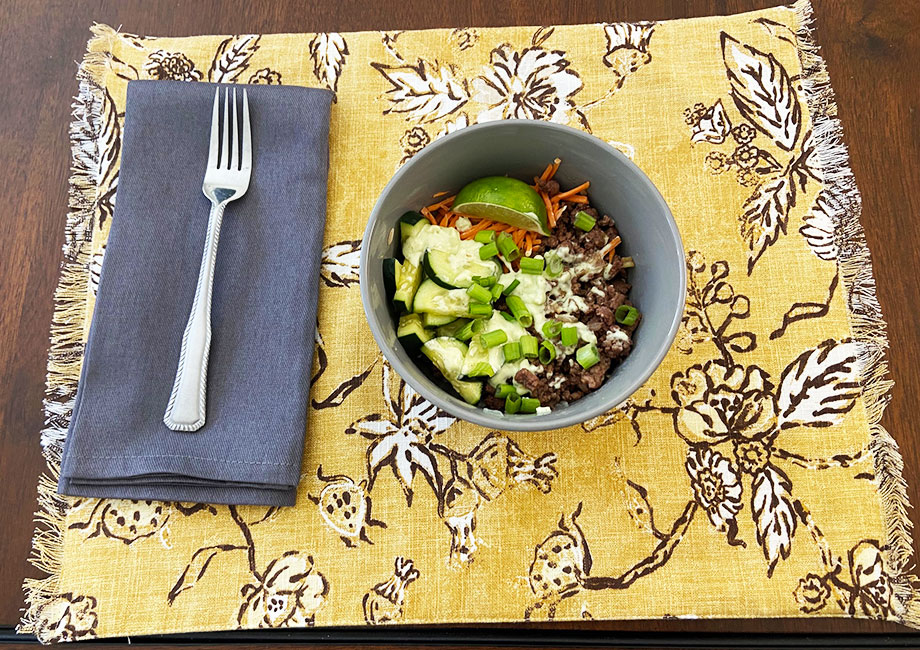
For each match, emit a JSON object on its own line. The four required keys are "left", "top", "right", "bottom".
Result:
{"left": 360, "top": 120, "right": 685, "bottom": 431}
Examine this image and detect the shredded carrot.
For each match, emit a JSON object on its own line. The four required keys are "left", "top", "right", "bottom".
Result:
{"left": 608, "top": 236, "right": 622, "bottom": 261}
{"left": 446, "top": 213, "right": 459, "bottom": 228}
{"left": 548, "top": 158, "right": 561, "bottom": 180}
{"left": 539, "top": 191, "right": 554, "bottom": 231}
{"left": 567, "top": 194, "right": 589, "bottom": 204}
{"left": 538, "top": 162, "right": 554, "bottom": 183}
{"left": 432, "top": 190, "right": 449, "bottom": 198}
{"left": 425, "top": 195, "right": 456, "bottom": 213}
{"left": 512, "top": 229, "right": 526, "bottom": 247}
{"left": 439, "top": 213, "right": 451, "bottom": 227}
{"left": 421, "top": 207, "right": 437, "bottom": 224}
{"left": 460, "top": 220, "right": 492, "bottom": 239}
{"left": 524, "top": 233, "right": 534, "bottom": 256}
{"left": 555, "top": 181, "right": 590, "bottom": 201}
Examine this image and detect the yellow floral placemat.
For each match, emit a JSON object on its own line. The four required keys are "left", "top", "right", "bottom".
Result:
{"left": 20, "top": 0, "right": 920, "bottom": 642}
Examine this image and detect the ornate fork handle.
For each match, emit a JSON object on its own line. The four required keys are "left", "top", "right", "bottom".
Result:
{"left": 163, "top": 199, "right": 227, "bottom": 432}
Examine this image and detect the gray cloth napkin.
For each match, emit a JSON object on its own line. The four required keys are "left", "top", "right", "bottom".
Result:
{"left": 58, "top": 80, "right": 333, "bottom": 506}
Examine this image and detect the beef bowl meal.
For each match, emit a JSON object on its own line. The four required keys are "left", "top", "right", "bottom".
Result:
{"left": 360, "top": 120, "right": 685, "bottom": 431}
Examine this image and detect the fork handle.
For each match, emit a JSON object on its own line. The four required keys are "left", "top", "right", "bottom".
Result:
{"left": 164, "top": 201, "right": 226, "bottom": 432}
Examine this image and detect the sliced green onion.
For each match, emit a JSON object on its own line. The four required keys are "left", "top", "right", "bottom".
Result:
{"left": 621, "top": 256, "right": 635, "bottom": 269}
{"left": 467, "top": 361, "right": 495, "bottom": 377}
{"left": 560, "top": 326, "right": 578, "bottom": 347}
{"left": 574, "top": 210, "right": 596, "bottom": 231}
{"left": 497, "top": 232, "right": 520, "bottom": 262}
{"left": 615, "top": 305, "right": 639, "bottom": 326}
{"left": 576, "top": 343, "right": 600, "bottom": 369}
{"left": 500, "top": 311, "right": 516, "bottom": 322}
{"left": 479, "top": 242, "right": 499, "bottom": 260}
{"left": 471, "top": 318, "right": 485, "bottom": 333}
{"left": 519, "top": 256, "right": 545, "bottom": 274}
{"left": 520, "top": 335, "right": 539, "bottom": 358}
{"left": 473, "top": 275, "right": 496, "bottom": 287}
{"left": 505, "top": 295, "right": 533, "bottom": 327}
{"left": 502, "top": 341, "right": 522, "bottom": 362}
{"left": 495, "top": 384, "right": 517, "bottom": 399}
{"left": 520, "top": 397, "right": 541, "bottom": 414}
{"left": 455, "top": 320, "right": 475, "bottom": 341}
{"left": 542, "top": 320, "right": 562, "bottom": 339}
{"left": 504, "top": 392, "right": 522, "bottom": 414}
{"left": 467, "top": 283, "right": 493, "bottom": 303}
{"left": 545, "top": 252, "right": 563, "bottom": 278}
{"left": 491, "top": 283, "right": 505, "bottom": 300}
{"left": 474, "top": 229, "right": 496, "bottom": 244}
{"left": 469, "top": 303, "right": 493, "bottom": 317}
{"left": 502, "top": 278, "right": 520, "bottom": 295}
{"left": 539, "top": 340, "right": 557, "bottom": 364}
{"left": 481, "top": 329, "right": 508, "bottom": 348}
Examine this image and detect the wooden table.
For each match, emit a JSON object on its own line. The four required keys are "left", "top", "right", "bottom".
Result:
{"left": 2, "top": 0, "right": 919, "bottom": 646}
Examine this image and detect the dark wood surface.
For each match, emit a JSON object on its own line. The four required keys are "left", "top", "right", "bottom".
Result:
{"left": 1, "top": 0, "right": 919, "bottom": 644}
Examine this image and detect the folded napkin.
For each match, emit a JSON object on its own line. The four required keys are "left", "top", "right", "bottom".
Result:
{"left": 58, "top": 80, "right": 333, "bottom": 506}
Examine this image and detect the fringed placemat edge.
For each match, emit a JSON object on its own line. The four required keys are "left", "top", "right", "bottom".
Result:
{"left": 17, "top": 24, "right": 116, "bottom": 638}
{"left": 791, "top": 0, "right": 920, "bottom": 626}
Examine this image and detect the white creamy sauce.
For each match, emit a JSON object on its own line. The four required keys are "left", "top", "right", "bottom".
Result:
{"left": 605, "top": 327, "right": 630, "bottom": 344}
{"left": 455, "top": 216, "right": 472, "bottom": 232}
{"left": 402, "top": 224, "right": 461, "bottom": 265}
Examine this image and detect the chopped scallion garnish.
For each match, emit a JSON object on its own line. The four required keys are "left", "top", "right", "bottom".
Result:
{"left": 502, "top": 341, "right": 522, "bottom": 362}
{"left": 504, "top": 393, "right": 522, "bottom": 414}
{"left": 479, "top": 241, "right": 499, "bottom": 259}
{"left": 519, "top": 256, "right": 544, "bottom": 274}
{"left": 574, "top": 210, "right": 596, "bottom": 231}
{"left": 505, "top": 295, "right": 533, "bottom": 327}
{"left": 467, "top": 283, "right": 493, "bottom": 304}
{"left": 497, "top": 232, "right": 521, "bottom": 262}
{"left": 539, "top": 340, "right": 557, "bottom": 364}
{"left": 474, "top": 229, "right": 496, "bottom": 244}
{"left": 560, "top": 326, "right": 578, "bottom": 347}
{"left": 520, "top": 397, "right": 541, "bottom": 414}
{"left": 615, "top": 305, "right": 639, "bottom": 326}
{"left": 480, "top": 329, "right": 508, "bottom": 348}
{"left": 502, "top": 279, "right": 521, "bottom": 295}
{"left": 469, "top": 302, "right": 493, "bottom": 317}
{"left": 576, "top": 343, "right": 600, "bottom": 369}
{"left": 495, "top": 384, "right": 517, "bottom": 399}
{"left": 541, "top": 320, "right": 562, "bottom": 339}
{"left": 520, "top": 335, "right": 539, "bottom": 358}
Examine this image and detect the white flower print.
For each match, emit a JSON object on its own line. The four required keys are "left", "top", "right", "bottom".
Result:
{"left": 471, "top": 44, "right": 582, "bottom": 124}
{"left": 685, "top": 446, "right": 743, "bottom": 541}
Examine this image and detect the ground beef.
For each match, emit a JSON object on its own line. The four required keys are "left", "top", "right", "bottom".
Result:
{"left": 535, "top": 178, "right": 560, "bottom": 196}
{"left": 522, "top": 193, "right": 637, "bottom": 409}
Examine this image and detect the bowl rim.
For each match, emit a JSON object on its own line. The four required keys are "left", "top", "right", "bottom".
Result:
{"left": 359, "top": 118, "right": 686, "bottom": 431}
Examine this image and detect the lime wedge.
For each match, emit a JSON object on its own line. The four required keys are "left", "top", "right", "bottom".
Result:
{"left": 453, "top": 176, "right": 549, "bottom": 235}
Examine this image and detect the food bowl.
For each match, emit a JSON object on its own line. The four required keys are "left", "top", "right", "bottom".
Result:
{"left": 359, "top": 119, "right": 685, "bottom": 431}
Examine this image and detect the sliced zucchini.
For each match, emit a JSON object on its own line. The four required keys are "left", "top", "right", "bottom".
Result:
{"left": 399, "top": 211, "right": 428, "bottom": 243}
{"left": 395, "top": 262, "right": 423, "bottom": 312}
{"left": 460, "top": 336, "right": 501, "bottom": 379}
{"left": 383, "top": 257, "right": 399, "bottom": 304}
{"left": 397, "top": 313, "right": 432, "bottom": 352}
{"left": 423, "top": 312, "right": 456, "bottom": 327}
{"left": 437, "top": 318, "right": 470, "bottom": 337}
{"left": 422, "top": 248, "right": 501, "bottom": 289}
{"left": 412, "top": 279, "right": 470, "bottom": 318}
{"left": 422, "top": 337, "right": 483, "bottom": 405}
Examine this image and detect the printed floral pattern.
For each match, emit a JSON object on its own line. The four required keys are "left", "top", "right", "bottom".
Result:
{"left": 20, "top": 9, "right": 918, "bottom": 642}
{"left": 34, "top": 594, "right": 98, "bottom": 643}
{"left": 471, "top": 44, "right": 582, "bottom": 124}
{"left": 238, "top": 551, "right": 328, "bottom": 627}
{"left": 144, "top": 50, "right": 201, "bottom": 80}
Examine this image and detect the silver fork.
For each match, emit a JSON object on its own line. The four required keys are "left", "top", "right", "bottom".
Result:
{"left": 164, "top": 87, "right": 252, "bottom": 432}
